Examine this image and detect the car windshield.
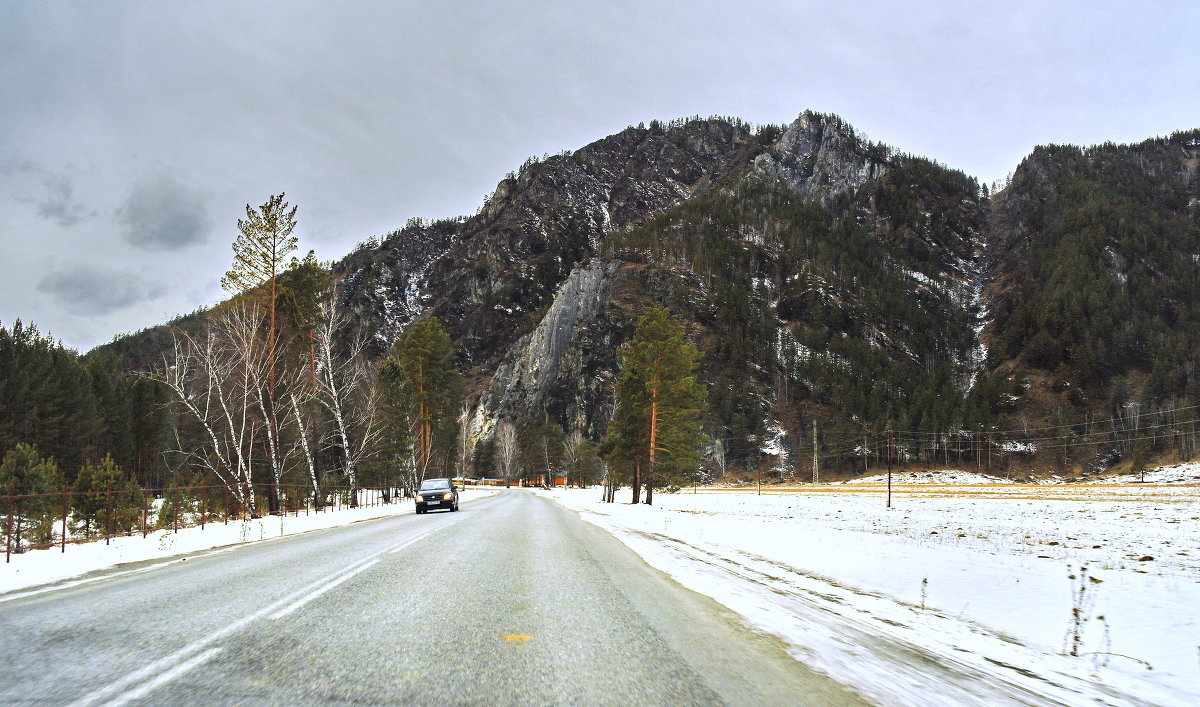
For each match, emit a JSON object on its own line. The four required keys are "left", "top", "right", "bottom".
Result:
{"left": 419, "top": 479, "right": 451, "bottom": 491}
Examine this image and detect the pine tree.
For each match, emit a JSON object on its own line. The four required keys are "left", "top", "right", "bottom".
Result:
{"left": 374, "top": 357, "right": 413, "bottom": 494}
{"left": 220, "top": 193, "right": 298, "bottom": 389}
{"left": 1, "top": 443, "right": 63, "bottom": 551}
{"left": 277, "top": 250, "right": 332, "bottom": 386}
{"left": 72, "top": 454, "right": 139, "bottom": 537}
{"left": 387, "top": 318, "right": 463, "bottom": 483}
{"left": 602, "top": 305, "right": 706, "bottom": 504}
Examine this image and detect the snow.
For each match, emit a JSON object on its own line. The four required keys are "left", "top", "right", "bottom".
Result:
{"left": 539, "top": 469, "right": 1200, "bottom": 705}
{"left": 760, "top": 422, "right": 786, "bottom": 456}
{"left": 0, "top": 488, "right": 498, "bottom": 597}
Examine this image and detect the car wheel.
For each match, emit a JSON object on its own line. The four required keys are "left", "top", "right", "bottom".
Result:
{"left": 416, "top": 508, "right": 424, "bottom": 514}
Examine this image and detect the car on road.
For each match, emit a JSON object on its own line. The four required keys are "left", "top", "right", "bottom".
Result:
{"left": 415, "top": 478, "right": 459, "bottom": 514}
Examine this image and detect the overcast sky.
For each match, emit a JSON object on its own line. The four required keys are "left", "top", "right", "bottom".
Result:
{"left": 2, "top": 1, "right": 1197, "bottom": 352}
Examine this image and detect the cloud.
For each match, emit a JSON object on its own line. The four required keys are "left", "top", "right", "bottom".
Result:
{"left": 116, "top": 177, "right": 212, "bottom": 250}
{"left": 37, "top": 265, "right": 165, "bottom": 316}
{"left": 1, "top": 158, "right": 94, "bottom": 226}
{"left": 36, "top": 172, "right": 94, "bottom": 226}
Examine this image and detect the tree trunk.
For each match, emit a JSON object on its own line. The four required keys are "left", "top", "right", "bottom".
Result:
{"left": 290, "top": 393, "right": 320, "bottom": 507}
{"left": 645, "top": 483, "right": 653, "bottom": 505}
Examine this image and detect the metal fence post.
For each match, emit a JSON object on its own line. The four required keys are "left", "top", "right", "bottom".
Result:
{"left": 104, "top": 483, "right": 112, "bottom": 546}
{"left": 7, "top": 485, "right": 14, "bottom": 563}
{"left": 61, "top": 484, "right": 69, "bottom": 553}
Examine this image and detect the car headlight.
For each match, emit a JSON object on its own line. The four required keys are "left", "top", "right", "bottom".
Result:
{"left": 415, "top": 495, "right": 425, "bottom": 502}
{"left": 442, "top": 492, "right": 454, "bottom": 500}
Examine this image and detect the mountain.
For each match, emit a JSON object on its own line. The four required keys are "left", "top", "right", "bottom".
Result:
{"left": 93, "top": 113, "right": 1200, "bottom": 478}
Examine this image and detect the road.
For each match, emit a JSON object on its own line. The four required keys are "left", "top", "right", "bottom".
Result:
{"left": 0, "top": 490, "right": 866, "bottom": 705}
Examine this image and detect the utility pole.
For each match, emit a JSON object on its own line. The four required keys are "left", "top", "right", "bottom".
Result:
{"left": 887, "top": 425, "right": 894, "bottom": 509}
{"left": 812, "top": 419, "right": 819, "bottom": 484}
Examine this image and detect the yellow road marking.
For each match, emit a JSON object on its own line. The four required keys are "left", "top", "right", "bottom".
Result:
{"left": 501, "top": 634, "right": 533, "bottom": 643}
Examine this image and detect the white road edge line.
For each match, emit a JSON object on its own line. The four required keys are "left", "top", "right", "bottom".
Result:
{"left": 65, "top": 518, "right": 458, "bottom": 707}
{"left": 270, "top": 559, "right": 381, "bottom": 620}
{"left": 101, "top": 646, "right": 223, "bottom": 707}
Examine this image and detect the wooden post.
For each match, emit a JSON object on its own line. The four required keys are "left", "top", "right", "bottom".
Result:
{"left": 142, "top": 490, "right": 149, "bottom": 538}
{"left": 201, "top": 494, "right": 206, "bottom": 530}
{"left": 61, "top": 484, "right": 69, "bottom": 553}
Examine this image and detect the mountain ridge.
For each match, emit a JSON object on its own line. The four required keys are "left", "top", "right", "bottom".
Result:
{"left": 92, "top": 112, "right": 1200, "bottom": 477}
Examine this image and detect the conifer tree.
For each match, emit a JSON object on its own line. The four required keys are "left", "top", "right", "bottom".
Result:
{"left": 72, "top": 454, "right": 142, "bottom": 537}
{"left": 602, "top": 305, "right": 706, "bottom": 504}
{"left": 387, "top": 318, "right": 463, "bottom": 484}
{"left": 0, "top": 443, "right": 63, "bottom": 551}
{"left": 278, "top": 250, "right": 332, "bottom": 385}
{"left": 374, "top": 357, "right": 413, "bottom": 495}
{"left": 220, "top": 193, "right": 298, "bottom": 389}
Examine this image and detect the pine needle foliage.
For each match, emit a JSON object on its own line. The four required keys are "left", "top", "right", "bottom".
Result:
{"left": 602, "top": 305, "right": 706, "bottom": 500}
{"left": 384, "top": 318, "right": 463, "bottom": 480}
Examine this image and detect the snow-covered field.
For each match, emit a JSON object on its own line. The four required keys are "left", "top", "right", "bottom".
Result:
{"left": 0, "top": 488, "right": 498, "bottom": 598}
{"left": 540, "top": 467, "right": 1200, "bottom": 706}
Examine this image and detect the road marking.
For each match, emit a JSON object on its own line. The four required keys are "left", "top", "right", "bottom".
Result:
{"left": 270, "top": 559, "right": 380, "bottom": 619}
{"left": 501, "top": 634, "right": 533, "bottom": 642}
{"left": 101, "top": 646, "right": 223, "bottom": 707}
{"left": 67, "top": 516, "right": 465, "bottom": 707}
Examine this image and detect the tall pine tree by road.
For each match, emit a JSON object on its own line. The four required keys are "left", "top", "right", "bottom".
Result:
{"left": 220, "top": 193, "right": 298, "bottom": 389}
{"left": 602, "top": 305, "right": 706, "bottom": 504}
{"left": 384, "top": 318, "right": 463, "bottom": 487}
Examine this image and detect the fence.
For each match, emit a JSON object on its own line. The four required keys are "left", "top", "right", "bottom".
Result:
{"left": 4, "top": 483, "right": 403, "bottom": 563}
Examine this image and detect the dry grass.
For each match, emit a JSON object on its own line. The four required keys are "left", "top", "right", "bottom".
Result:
{"left": 695, "top": 482, "right": 1199, "bottom": 503}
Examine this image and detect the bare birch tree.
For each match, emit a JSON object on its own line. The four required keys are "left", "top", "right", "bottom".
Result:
{"left": 496, "top": 420, "right": 518, "bottom": 488}
{"left": 456, "top": 402, "right": 473, "bottom": 479}
{"left": 143, "top": 304, "right": 267, "bottom": 516}
{"left": 314, "top": 298, "right": 381, "bottom": 507}
{"left": 562, "top": 430, "right": 583, "bottom": 487}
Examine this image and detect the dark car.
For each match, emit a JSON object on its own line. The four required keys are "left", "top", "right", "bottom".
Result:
{"left": 415, "top": 478, "right": 459, "bottom": 514}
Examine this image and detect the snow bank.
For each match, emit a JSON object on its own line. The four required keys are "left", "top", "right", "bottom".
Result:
{"left": 540, "top": 478, "right": 1199, "bottom": 705}
{"left": 1, "top": 488, "right": 498, "bottom": 596}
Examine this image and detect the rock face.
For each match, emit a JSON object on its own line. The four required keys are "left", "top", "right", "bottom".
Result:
{"left": 479, "top": 259, "right": 620, "bottom": 431}
{"left": 753, "top": 113, "right": 888, "bottom": 200}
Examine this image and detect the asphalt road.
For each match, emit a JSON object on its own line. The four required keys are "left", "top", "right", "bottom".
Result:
{"left": 0, "top": 490, "right": 866, "bottom": 705}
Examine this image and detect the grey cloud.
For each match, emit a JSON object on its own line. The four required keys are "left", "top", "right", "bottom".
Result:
{"left": 2, "top": 159, "right": 94, "bottom": 226}
{"left": 117, "top": 177, "right": 212, "bottom": 250}
{"left": 37, "top": 265, "right": 166, "bottom": 316}
{"left": 36, "top": 172, "right": 94, "bottom": 226}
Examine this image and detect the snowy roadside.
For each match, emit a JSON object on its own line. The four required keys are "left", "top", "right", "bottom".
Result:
{"left": 1, "top": 488, "right": 498, "bottom": 596}
{"left": 538, "top": 474, "right": 1199, "bottom": 706}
